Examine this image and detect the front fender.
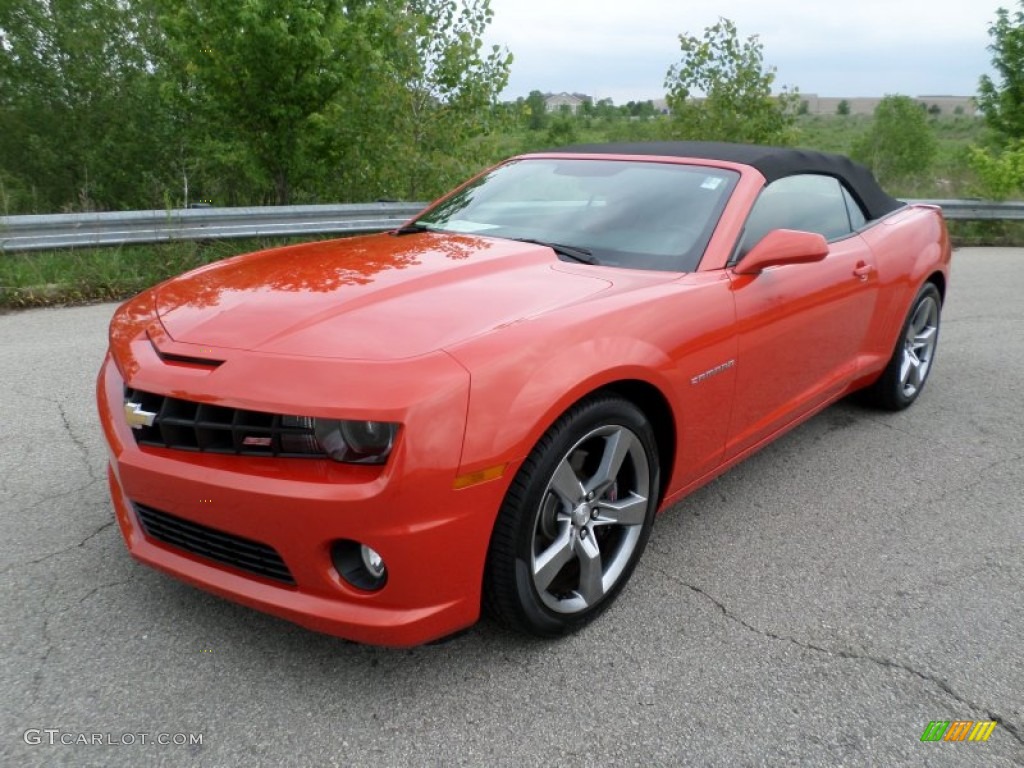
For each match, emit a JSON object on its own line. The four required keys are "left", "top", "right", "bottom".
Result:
{"left": 454, "top": 332, "right": 676, "bottom": 474}
{"left": 447, "top": 272, "right": 738, "bottom": 496}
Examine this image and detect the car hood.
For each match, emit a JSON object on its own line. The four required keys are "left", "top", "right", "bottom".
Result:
{"left": 153, "top": 233, "right": 617, "bottom": 361}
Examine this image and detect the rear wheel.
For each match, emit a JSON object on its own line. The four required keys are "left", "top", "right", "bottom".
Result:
{"left": 863, "top": 282, "right": 942, "bottom": 410}
{"left": 484, "top": 396, "right": 659, "bottom": 637}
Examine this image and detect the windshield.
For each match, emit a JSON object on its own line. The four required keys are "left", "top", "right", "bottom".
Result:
{"left": 413, "top": 158, "right": 739, "bottom": 272}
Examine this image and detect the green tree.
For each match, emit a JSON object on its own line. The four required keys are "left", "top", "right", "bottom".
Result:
{"left": 158, "top": 0, "right": 365, "bottom": 205}
{"left": 978, "top": 2, "right": 1024, "bottom": 141}
{"left": 0, "top": 0, "right": 512, "bottom": 212}
{"left": 368, "top": 0, "right": 512, "bottom": 200}
{"left": 248, "top": 0, "right": 510, "bottom": 205}
{"left": 625, "top": 100, "right": 656, "bottom": 119}
{"left": 663, "top": 17, "right": 798, "bottom": 144}
{"left": 836, "top": 99, "right": 851, "bottom": 116}
{"left": 968, "top": 140, "right": 1024, "bottom": 198}
{"left": 851, "top": 95, "right": 937, "bottom": 187}
{"left": 546, "top": 115, "right": 578, "bottom": 145}
{"left": 0, "top": 0, "right": 173, "bottom": 211}
{"left": 593, "top": 97, "right": 619, "bottom": 122}
{"left": 524, "top": 89, "right": 549, "bottom": 130}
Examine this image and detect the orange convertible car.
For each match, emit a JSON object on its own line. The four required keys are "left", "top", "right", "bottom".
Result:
{"left": 98, "top": 142, "right": 951, "bottom": 646}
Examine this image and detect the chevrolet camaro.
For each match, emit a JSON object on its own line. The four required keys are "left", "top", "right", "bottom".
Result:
{"left": 97, "top": 142, "right": 951, "bottom": 646}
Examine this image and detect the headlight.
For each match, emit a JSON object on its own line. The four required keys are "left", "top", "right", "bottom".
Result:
{"left": 313, "top": 419, "right": 398, "bottom": 464}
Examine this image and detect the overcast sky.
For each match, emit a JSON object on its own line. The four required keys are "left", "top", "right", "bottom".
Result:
{"left": 483, "top": 0, "right": 1003, "bottom": 103}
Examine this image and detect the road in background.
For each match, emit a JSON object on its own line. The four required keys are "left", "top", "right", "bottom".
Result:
{"left": 1, "top": 248, "right": 1021, "bottom": 766}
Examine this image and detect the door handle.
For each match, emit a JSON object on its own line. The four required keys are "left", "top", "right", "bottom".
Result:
{"left": 853, "top": 261, "right": 874, "bottom": 281}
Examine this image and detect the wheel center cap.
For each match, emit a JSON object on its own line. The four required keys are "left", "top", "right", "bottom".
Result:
{"left": 571, "top": 504, "right": 590, "bottom": 529}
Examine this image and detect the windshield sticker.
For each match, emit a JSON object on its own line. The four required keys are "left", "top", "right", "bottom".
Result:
{"left": 701, "top": 176, "right": 724, "bottom": 190}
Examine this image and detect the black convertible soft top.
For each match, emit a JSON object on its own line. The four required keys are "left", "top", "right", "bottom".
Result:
{"left": 552, "top": 141, "right": 905, "bottom": 221}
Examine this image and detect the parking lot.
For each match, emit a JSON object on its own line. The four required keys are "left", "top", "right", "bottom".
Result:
{"left": 1, "top": 247, "right": 1022, "bottom": 767}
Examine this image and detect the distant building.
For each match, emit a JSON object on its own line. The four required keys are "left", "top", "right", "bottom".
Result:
{"left": 534, "top": 92, "right": 977, "bottom": 118}
{"left": 800, "top": 94, "right": 977, "bottom": 116}
{"left": 544, "top": 92, "right": 592, "bottom": 114}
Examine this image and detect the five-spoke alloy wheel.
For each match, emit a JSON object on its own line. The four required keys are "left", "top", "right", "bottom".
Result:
{"left": 898, "top": 290, "right": 940, "bottom": 399}
{"left": 484, "top": 396, "right": 659, "bottom": 637}
{"left": 864, "top": 282, "right": 942, "bottom": 410}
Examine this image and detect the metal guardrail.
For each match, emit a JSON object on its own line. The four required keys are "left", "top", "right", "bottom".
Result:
{"left": 1, "top": 199, "right": 1022, "bottom": 253}
{"left": 0, "top": 202, "right": 426, "bottom": 253}
{"left": 903, "top": 199, "right": 1024, "bottom": 221}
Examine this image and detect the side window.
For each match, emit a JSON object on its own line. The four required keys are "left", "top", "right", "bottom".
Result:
{"left": 736, "top": 174, "right": 857, "bottom": 258}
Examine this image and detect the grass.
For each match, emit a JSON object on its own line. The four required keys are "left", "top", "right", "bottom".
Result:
{"left": 947, "top": 220, "right": 1024, "bottom": 247}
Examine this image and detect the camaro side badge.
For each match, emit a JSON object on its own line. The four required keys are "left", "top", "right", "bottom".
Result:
{"left": 691, "top": 359, "right": 736, "bottom": 386}
{"left": 124, "top": 401, "right": 157, "bottom": 429}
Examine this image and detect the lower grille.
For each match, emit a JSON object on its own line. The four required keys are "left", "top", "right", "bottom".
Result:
{"left": 134, "top": 503, "right": 295, "bottom": 585}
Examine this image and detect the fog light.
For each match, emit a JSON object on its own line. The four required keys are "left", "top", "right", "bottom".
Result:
{"left": 331, "top": 540, "right": 388, "bottom": 591}
{"left": 360, "top": 545, "right": 386, "bottom": 579}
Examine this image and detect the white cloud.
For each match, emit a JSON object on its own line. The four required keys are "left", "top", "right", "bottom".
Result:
{"left": 484, "top": 0, "right": 1001, "bottom": 101}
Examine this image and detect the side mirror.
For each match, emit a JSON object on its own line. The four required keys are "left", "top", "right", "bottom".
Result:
{"left": 733, "top": 229, "right": 829, "bottom": 275}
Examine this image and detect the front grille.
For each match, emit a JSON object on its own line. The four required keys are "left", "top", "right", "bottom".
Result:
{"left": 134, "top": 503, "right": 295, "bottom": 585}
{"left": 124, "top": 388, "right": 323, "bottom": 458}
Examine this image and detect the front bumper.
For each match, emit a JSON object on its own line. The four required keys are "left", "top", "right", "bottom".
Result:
{"left": 97, "top": 352, "right": 512, "bottom": 647}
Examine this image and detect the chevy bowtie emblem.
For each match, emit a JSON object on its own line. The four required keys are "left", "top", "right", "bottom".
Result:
{"left": 124, "top": 401, "right": 157, "bottom": 429}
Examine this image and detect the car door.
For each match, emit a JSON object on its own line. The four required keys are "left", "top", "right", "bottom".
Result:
{"left": 724, "top": 174, "right": 879, "bottom": 458}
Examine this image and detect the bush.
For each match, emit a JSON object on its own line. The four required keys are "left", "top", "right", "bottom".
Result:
{"left": 852, "top": 95, "right": 937, "bottom": 186}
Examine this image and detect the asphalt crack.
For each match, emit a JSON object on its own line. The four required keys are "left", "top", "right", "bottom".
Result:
{"left": 0, "top": 397, "right": 110, "bottom": 574}
{"left": 17, "top": 475, "right": 103, "bottom": 514}
{"left": 0, "top": 516, "right": 114, "bottom": 575}
{"left": 31, "top": 575, "right": 136, "bottom": 704}
{"left": 655, "top": 569, "right": 1024, "bottom": 750}
{"left": 56, "top": 400, "right": 101, "bottom": 483}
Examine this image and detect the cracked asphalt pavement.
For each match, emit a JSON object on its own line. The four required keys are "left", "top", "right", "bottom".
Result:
{"left": 1, "top": 247, "right": 1022, "bottom": 767}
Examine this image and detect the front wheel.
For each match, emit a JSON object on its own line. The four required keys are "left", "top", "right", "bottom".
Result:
{"left": 863, "top": 282, "right": 942, "bottom": 410}
{"left": 483, "top": 396, "right": 660, "bottom": 637}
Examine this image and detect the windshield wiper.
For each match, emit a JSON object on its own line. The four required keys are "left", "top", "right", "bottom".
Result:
{"left": 391, "top": 222, "right": 432, "bottom": 236}
{"left": 511, "top": 238, "right": 599, "bottom": 265}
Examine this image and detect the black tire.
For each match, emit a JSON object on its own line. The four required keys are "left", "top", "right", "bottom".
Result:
{"left": 862, "top": 282, "right": 942, "bottom": 411}
{"left": 483, "top": 396, "right": 660, "bottom": 637}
